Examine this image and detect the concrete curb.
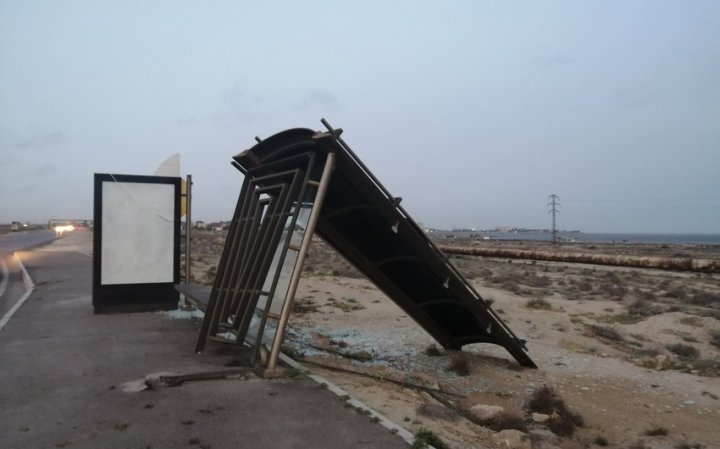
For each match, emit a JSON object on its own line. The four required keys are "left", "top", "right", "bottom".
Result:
{"left": 0, "top": 253, "right": 35, "bottom": 332}
{"left": 278, "top": 353, "right": 431, "bottom": 448}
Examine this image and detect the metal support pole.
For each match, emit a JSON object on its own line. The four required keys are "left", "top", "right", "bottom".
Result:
{"left": 267, "top": 152, "right": 336, "bottom": 369}
{"left": 185, "top": 174, "right": 193, "bottom": 284}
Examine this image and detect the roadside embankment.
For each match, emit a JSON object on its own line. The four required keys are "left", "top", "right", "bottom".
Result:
{"left": 437, "top": 244, "right": 720, "bottom": 273}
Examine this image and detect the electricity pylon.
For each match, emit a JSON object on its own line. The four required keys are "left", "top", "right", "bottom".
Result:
{"left": 548, "top": 194, "right": 560, "bottom": 244}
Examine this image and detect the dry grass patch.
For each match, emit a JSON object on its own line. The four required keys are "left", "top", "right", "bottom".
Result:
{"left": 521, "top": 272, "right": 552, "bottom": 288}
{"left": 688, "top": 292, "right": 720, "bottom": 308}
{"left": 626, "top": 299, "right": 663, "bottom": 317}
{"left": 480, "top": 411, "right": 527, "bottom": 432}
{"left": 710, "top": 330, "right": 720, "bottom": 348}
{"left": 526, "top": 298, "right": 552, "bottom": 310}
{"left": 292, "top": 297, "right": 321, "bottom": 314}
{"left": 588, "top": 325, "right": 624, "bottom": 342}
{"left": 679, "top": 316, "right": 702, "bottom": 327}
{"left": 666, "top": 343, "right": 699, "bottom": 360}
{"left": 575, "top": 280, "right": 594, "bottom": 293}
{"left": 675, "top": 442, "right": 706, "bottom": 449}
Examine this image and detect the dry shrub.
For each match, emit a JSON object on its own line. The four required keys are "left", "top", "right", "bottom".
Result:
{"left": 627, "top": 300, "right": 662, "bottom": 317}
{"left": 636, "top": 289, "right": 657, "bottom": 300}
{"left": 666, "top": 287, "right": 687, "bottom": 299}
{"left": 688, "top": 293, "right": 720, "bottom": 308}
{"left": 527, "top": 386, "right": 584, "bottom": 436}
{"left": 482, "top": 412, "right": 527, "bottom": 432}
{"left": 589, "top": 325, "right": 624, "bottom": 342}
{"left": 593, "top": 436, "right": 609, "bottom": 446}
{"left": 710, "top": 330, "right": 720, "bottom": 348}
{"left": 548, "top": 413, "right": 584, "bottom": 437}
{"left": 679, "top": 316, "right": 701, "bottom": 327}
{"left": 688, "top": 359, "right": 720, "bottom": 377}
{"left": 522, "top": 274, "right": 552, "bottom": 288}
{"left": 425, "top": 344, "right": 442, "bottom": 356}
{"left": 600, "top": 283, "right": 628, "bottom": 299}
{"left": 666, "top": 343, "right": 699, "bottom": 360}
{"left": 603, "top": 312, "right": 644, "bottom": 324}
{"left": 292, "top": 298, "right": 320, "bottom": 314}
{"left": 675, "top": 442, "right": 705, "bottom": 449}
{"left": 526, "top": 298, "right": 552, "bottom": 310}
{"left": 644, "top": 426, "right": 669, "bottom": 436}
{"left": 446, "top": 353, "right": 470, "bottom": 376}
{"left": 576, "top": 281, "right": 594, "bottom": 293}
{"left": 412, "top": 428, "right": 448, "bottom": 449}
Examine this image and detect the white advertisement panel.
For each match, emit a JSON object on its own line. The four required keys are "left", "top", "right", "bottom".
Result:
{"left": 101, "top": 181, "right": 176, "bottom": 285}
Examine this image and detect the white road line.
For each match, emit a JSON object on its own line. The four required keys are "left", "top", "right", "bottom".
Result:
{"left": 0, "top": 253, "right": 35, "bottom": 333}
{"left": 0, "top": 258, "right": 8, "bottom": 299}
{"left": 16, "top": 252, "right": 34, "bottom": 290}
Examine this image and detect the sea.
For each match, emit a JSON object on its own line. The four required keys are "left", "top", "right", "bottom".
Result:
{"left": 428, "top": 230, "right": 720, "bottom": 245}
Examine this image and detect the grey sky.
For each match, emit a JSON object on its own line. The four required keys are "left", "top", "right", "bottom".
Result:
{"left": 1, "top": 1, "right": 718, "bottom": 233}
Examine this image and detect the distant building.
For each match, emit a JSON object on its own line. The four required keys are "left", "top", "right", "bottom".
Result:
{"left": 208, "top": 222, "right": 227, "bottom": 231}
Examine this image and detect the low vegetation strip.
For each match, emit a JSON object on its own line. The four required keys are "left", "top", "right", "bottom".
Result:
{"left": 438, "top": 245, "right": 720, "bottom": 273}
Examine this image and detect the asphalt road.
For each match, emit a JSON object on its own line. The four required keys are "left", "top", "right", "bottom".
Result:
{"left": 0, "top": 255, "right": 25, "bottom": 320}
{"left": 0, "top": 229, "right": 55, "bottom": 323}
{"left": 0, "top": 229, "right": 57, "bottom": 258}
{"left": 0, "top": 235, "right": 411, "bottom": 449}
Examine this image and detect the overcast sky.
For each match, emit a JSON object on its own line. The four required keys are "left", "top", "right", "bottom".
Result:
{"left": 1, "top": 1, "right": 718, "bottom": 233}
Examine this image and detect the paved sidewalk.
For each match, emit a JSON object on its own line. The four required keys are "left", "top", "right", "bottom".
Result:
{"left": 0, "top": 233, "right": 410, "bottom": 449}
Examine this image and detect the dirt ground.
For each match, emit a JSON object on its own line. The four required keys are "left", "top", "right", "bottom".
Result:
{"left": 187, "top": 230, "right": 720, "bottom": 449}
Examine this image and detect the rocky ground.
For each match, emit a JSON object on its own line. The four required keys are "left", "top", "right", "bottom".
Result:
{"left": 187, "top": 230, "right": 720, "bottom": 449}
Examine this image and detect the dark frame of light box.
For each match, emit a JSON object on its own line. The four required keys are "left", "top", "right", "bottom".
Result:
{"left": 92, "top": 173, "right": 181, "bottom": 313}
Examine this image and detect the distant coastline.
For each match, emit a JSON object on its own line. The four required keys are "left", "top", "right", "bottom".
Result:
{"left": 426, "top": 229, "right": 720, "bottom": 245}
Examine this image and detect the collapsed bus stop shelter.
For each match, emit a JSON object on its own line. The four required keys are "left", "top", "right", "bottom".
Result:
{"left": 187, "top": 120, "right": 536, "bottom": 370}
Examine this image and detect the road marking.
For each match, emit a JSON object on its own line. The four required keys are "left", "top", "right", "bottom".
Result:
{"left": 0, "top": 258, "right": 8, "bottom": 299}
{"left": 17, "top": 252, "right": 34, "bottom": 290}
{"left": 0, "top": 253, "right": 35, "bottom": 333}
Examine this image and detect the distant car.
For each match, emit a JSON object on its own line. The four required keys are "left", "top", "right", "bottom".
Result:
{"left": 10, "top": 221, "right": 21, "bottom": 231}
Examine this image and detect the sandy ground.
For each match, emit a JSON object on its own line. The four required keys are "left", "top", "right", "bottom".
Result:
{"left": 188, "top": 231, "right": 720, "bottom": 449}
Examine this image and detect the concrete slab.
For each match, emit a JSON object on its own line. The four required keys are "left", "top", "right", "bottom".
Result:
{"left": 0, "top": 234, "right": 410, "bottom": 449}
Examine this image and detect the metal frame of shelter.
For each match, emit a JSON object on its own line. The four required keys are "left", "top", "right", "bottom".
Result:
{"left": 195, "top": 119, "right": 536, "bottom": 369}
